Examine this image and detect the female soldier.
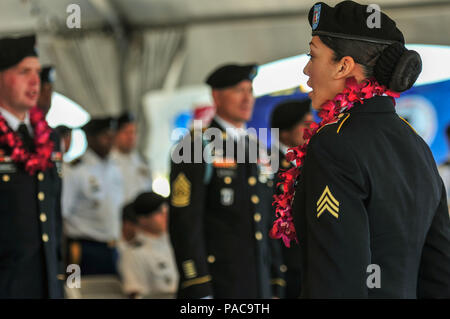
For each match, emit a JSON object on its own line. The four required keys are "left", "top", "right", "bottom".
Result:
{"left": 271, "top": 1, "right": 450, "bottom": 298}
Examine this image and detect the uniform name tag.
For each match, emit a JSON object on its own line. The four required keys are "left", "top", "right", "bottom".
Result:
{"left": 0, "top": 163, "right": 16, "bottom": 173}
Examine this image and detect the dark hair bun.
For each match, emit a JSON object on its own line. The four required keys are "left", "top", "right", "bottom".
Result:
{"left": 374, "top": 42, "right": 422, "bottom": 92}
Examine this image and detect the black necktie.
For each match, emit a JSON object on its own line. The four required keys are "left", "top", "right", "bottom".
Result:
{"left": 17, "top": 123, "right": 34, "bottom": 152}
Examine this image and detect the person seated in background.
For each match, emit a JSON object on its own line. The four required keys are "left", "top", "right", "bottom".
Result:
{"left": 37, "top": 65, "right": 55, "bottom": 116}
{"left": 118, "top": 192, "right": 178, "bottom": 299}
{"left": 62, "top": 117, "right": 124, "bottom": 275}
{"left": 270, "top": 98, "right": 313, "bottom": 298}
{"left": 120, "top": 202, "right": 138, "bottom": 244}
{"left": 111, "top": 112, "right": 152, "bottom": 204}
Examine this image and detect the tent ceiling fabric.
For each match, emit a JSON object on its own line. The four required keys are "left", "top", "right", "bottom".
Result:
{"left": 1, "top": 0, "right": 450, "bottom": 32}
{"left": 1, "top": 0, "right": 450, "bottom": 111}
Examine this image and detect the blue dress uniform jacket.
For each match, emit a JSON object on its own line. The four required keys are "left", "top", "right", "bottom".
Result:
{"left": 169, "top": 119, "right": 284, "bottom": 299}
{"left": 0, "top": 130, "right": 64, "bottom": 298}
{"left": 274, "top": 149, "right": 302, "bottom": 298}
{"left": 292, "top": 96, "right": 450, "bottom": 298}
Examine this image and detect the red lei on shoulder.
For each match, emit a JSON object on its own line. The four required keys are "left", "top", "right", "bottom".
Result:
{"left": 0, "top": 107, "right": 54, "bottom": 175}
{"left": 269, "top": 77, "right": 400, "bottom": 247}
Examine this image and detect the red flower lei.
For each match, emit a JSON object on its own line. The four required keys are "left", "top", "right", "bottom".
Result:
{"left": 269, "top": 77, "right": 400, "bottom": 247}
{"left": 0, "top": 107, "right": 54, "bottom": 175}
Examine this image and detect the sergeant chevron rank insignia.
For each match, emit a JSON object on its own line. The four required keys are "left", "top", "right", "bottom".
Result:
{"left": 317, "top": 185, "right": 339, "bottom": 219}
{"left": 171, "top": 172, "right": 191, "bottom": 207}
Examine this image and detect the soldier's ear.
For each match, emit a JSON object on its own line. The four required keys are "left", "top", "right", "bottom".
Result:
{"left": 334, "top": 56, "right": 356, "bottom": 80}
{"left": 211, "top": 89, "right": 221, "bottom": 107}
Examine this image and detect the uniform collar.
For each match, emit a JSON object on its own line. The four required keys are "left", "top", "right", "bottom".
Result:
{"left": 0, "top": 106, "right": 32, "bottom": 134}
{"left": 347, "top": 95, "right": 396, "bottom": 114}
{"left": 212, "top": 115, "right": 248, "bottom": 140}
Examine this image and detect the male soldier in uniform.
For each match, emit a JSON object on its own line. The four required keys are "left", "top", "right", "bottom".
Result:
{"left": 0, "top": 35, "right": 64, "bottom": 298}
{"left": 62, "top": 117, "right": 124, "bottom": 275}
{"left": 169, "top": 64, "right": 284, "bottom": 299}
{"left": 111, "top": 112, "right": 152, "bottom": 204}
{"left": 37, "top": 66, "right": 55, "bottom": 116}
{"left": 270, "top": 98, "right": 312, "bottom": 298}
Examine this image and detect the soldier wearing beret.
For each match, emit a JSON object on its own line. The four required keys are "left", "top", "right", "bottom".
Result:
{"left": 62, "top": 117, "right": 124, "bottom": 275}
{"left": 37, "top": 66, "right": 55, "bottom": 116}
{"left": 274, "top": 1, "right": 450, "bottom": 298}
{"left": 270, "top": 98, "right": 312, "bottom": 298}
{"left": 118, "top": 192, "right": 178, "bottom": 299}
{"left": 0, "top": 35, "right": 64, "bottom": 298}
{"left": 169, "top": 63, "right": 285, "bottom": 299}
{"left": 111, "top": 112, "right": 152, "bottom": 204}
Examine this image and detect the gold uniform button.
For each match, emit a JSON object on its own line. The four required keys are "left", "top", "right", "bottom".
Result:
{"left": 280, "top": 264, "right": 288, "bottom": 273}
{"left": 2, "top": 175, "right": 10, "bottom": 182}
{"left": 248, "top": 177, "right": 257, "bottom": 186}
{"left": 42, "top": 233, "right": 49, "bottom": 242}
{"left": 38, "top": 192, "right": 45, "bottom": 201}
{"left": 267, "top": 180, "right": 273, "bottom": 188}
{"left": 255, "top": 231, "right": 263, "bottom": 241}
{"left": 207, "top": 255, "right": 216, "bottom": 263}
{"left": 40, "top": 213, "right": 47, "bottom": 223}
{"left": 251, "top": 195, "right": 259, "bottom": 204}
{"left": 37, "top": 172, "right": 44, "bottom": 181}
{"left": 254, "top": 213, "right": 261, "bottom": 222}
{"left": 224, "top": 177, "right": 232, "bottom": 184}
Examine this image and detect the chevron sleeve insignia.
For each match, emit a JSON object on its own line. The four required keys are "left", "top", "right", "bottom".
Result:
{"left": 316, "top": 185, "right": 339, "bottom": 219}
{"left": 171, "top": 172, "right": 191, "bottom": 207}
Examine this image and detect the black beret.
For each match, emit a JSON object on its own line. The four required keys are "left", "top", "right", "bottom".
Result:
{"left": 122, "top": 202, "right": 137, "bottom": 224}
{"left": 133, "top": 192, "right": 167, "bottom": 217}
{"left": 270, "top": 99, "right": 312, "bottom": 131}
{"left": 0, "top": 35, "right": 38, "bottom": 71}
{"left": 82, "top": 117, "right": 117, "bottom": 136}
{"left": 117, "top": 112, "right": 135, "bottom": 130}
{"left": 40, "top": 66, "right": 56, "bottom": 84}
{"left": 309, "top": 1, "right": 404, "bottom": 45}
{"left": 205, "top": 63, "right": 258, "bottom": 89}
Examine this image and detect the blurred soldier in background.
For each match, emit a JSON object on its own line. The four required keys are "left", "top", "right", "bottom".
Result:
{"left": 270, "top": 98, "right": 312, "bottom": 298}
{"left": 37, "top": 66, "right": 55, "bottom": 116}
{"left": 111, "top": 112, "right": 152, "bottom": 204}
{"left": 62, "top": 117, "right": 124, "bottom": 275}
{"left": 438, "top": 124, "right": 450, "bottom": 210}
{"left": 54, "top": 125, "right": 72, "bottom": 155}
{"left": 0, "top": 35, "right": 64, "bottom": 298}
{"left": 169, "top": 63, "right": 284, "bottom": 299}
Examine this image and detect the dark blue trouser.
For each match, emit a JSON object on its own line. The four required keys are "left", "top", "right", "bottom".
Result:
{"left": 67, "top": 238, "right": 118, "bottom": 276}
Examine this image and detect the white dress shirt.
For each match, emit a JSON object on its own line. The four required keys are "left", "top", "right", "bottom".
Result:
{"left": 118, "top": 232, "right": 179, "bottom": 298}
{"left": 110, "top": 149, "right": 152, "bottom": 204}
{"left": 62, "top": 149, "right": 125, "bottom": 242}
{"left": 0, "top": 106, "right": 33, "bottom": 135}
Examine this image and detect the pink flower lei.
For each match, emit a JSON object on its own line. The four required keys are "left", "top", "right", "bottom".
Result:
{"left": 0, "top": 107, "right": 54, "bottom": 175}
{"left": 269, "top": 77, "right": 400, "bottom": 247}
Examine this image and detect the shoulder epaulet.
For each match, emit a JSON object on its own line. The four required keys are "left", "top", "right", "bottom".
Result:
{"left": 70, "top": 157, "right": 82, "bottom": 167}
{"left": 316, "top": 113, "right": 351, "bottom": 135}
